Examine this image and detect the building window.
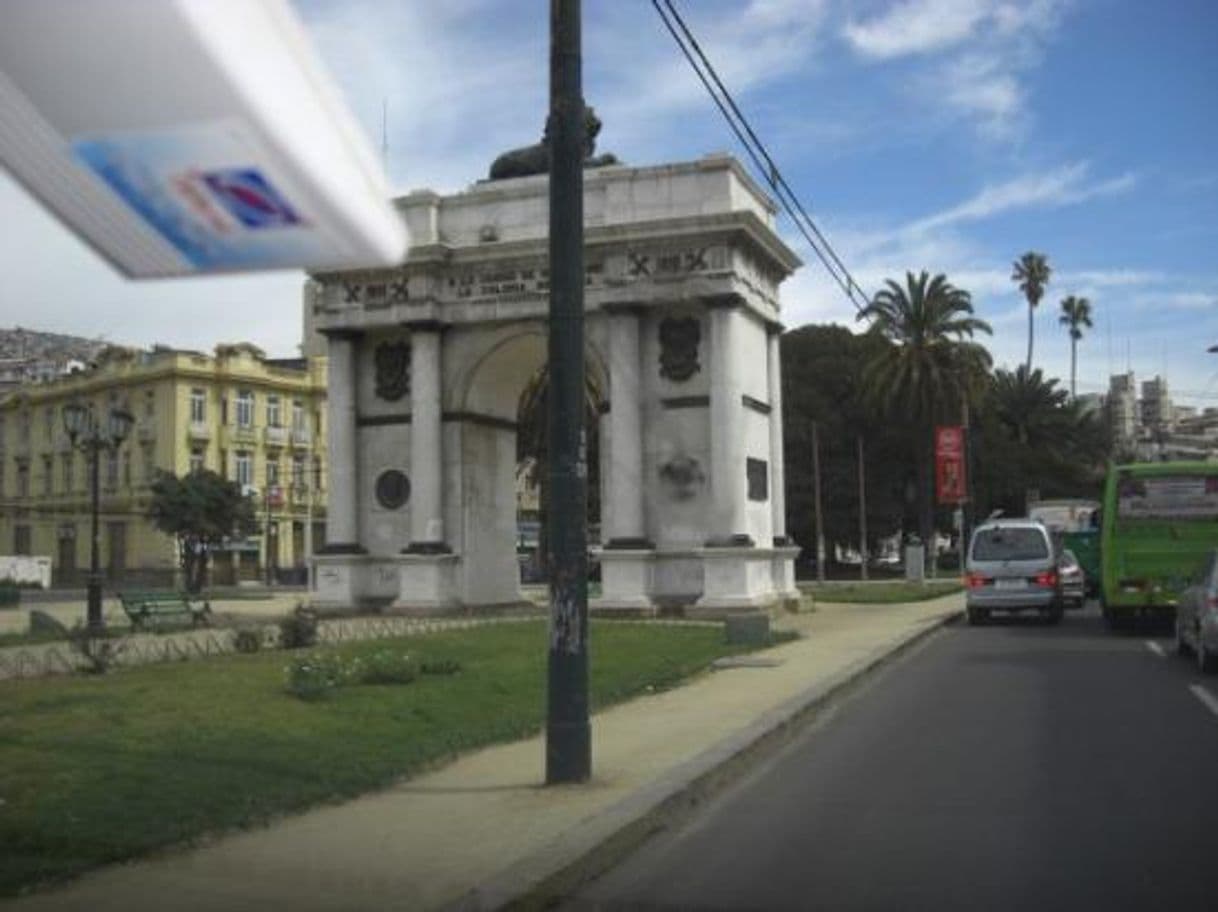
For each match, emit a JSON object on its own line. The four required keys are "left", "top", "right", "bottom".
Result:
{"left": 267, "top": 395, "right": 281, "bottom": 428}
{"left": 221, "top": 396, "right": 228, "bottom": 425}
{"left": 42, "top": 455, "right": 53, "bottom": 495}
{"left": 19, "top": 411, "right": 30, "bottom": 445}
{"left": 17, "top": 461, "right": 29, "bottom": 498}
{"left": 236, "top": 390, "right": 254, "bottom": 428}
{"left": 62, "top": 454, "right": 73, "bottom": 493}
{"left": 292, "top": 455, "right": 305, "bottom": 487}
{"left": 143, "top": 445, "right": 156, "bottom": 481}
{"left": 145, "top": 389, "right": 155, "bottom": 418}
{"left": 190, "top": 388, "right": 206, "bottom": 424}
{"left": 266, "top": 457, "right": 280, "bottom": 487}
{"left": 122, "top": 452, "right": 131, "bottom": 488}
{"left": 14, "top": 525, "right": 31, "bottom": 556}
{"left": 105, "top": 451, "right": 119, "bottom": 489}
{"left": 219, "top": 448, "right": 228, "bottom": 479}
{"left": 292, "top": 400, "right": 306, "bottom": 432}
{"left": 313, "top": 456, "right": 323, "bottom": 490}
{"left": 235, "top": 450, "right": 252, "bottom": 487}
{"left": 189, "top": 447, "right": 204, "bottom": 474}
{"left": 44, "top": 406, "right": 54, "bottom": 440}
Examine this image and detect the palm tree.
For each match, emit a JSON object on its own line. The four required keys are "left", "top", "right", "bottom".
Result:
{"left": 1012, "top": 251, "right": 1052, "bottom": 372}
{"left": 857, "top": 271, "right": 993, "bottom": 555}
{"left": 1058, "top": 295, "right": 1093, "bottom": 399}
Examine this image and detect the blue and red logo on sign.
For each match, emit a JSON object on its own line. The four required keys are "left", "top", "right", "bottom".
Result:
{"left": 201, "top": 168, "right": 302, "bottom": 229}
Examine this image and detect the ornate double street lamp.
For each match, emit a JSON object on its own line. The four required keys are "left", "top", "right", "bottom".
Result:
{"left": 63, "top": 402, "right": 134, "bottom": 631}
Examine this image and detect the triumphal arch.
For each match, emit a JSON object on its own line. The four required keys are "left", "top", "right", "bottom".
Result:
{"left": 309, "top": 152, "right": 800, "bottom": 616}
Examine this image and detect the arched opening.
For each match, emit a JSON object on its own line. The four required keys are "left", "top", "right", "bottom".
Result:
{"left": 515, "top": 365, "right": 604, "bottom": 583}
{"left": 452, "top": 329, "right": 607, "bottom": 604}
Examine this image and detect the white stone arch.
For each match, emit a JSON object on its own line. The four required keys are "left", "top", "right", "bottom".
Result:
{"left": 311, "top": 155, "right": 803, "bottom": 617}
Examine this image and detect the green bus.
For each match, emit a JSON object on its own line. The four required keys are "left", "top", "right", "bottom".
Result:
{"left": 1100, "top": 461, "right": 1218, "bottom": 626}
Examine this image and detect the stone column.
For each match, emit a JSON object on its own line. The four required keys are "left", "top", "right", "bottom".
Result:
{"left": 594, "top": 305, "right": 655, "bottom": 616}
{"left": 605, "top": 306, "right": 648, "bottom": 548}
{"left": 321, "top": 330, "right": 362, "bottom": 552}
{"left": 406, "top": 322, "right": 448, "bottom": 552}
{"left": 706, "top": 296, "right": 751, "bottom": 546}
{"left": 766, "top": 327, "right": 788, "bottom": 543}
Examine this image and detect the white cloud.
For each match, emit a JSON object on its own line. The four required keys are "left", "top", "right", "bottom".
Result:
{"left": 906, "top": 162, "right": 1137, "bottom": 234}
{"left": 843, "top": 0, "right": 990, "bottom": 59}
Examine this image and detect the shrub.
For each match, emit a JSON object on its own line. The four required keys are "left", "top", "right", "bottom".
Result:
{"left": 420, "top": 658, "right": 462, "bottom": 676}
{"left": 356, "top": 650, "right": 417, "bottom": 685}
{"left": 233, "top": 628, "right": 263, "bottom": 654}
{"left": 0, "top": 579, "right": 20, "bottom": 607}
{"left": 279, "top": 604, "right": 318, "bottom": 650}
{"left": 284, "top": 652, "right": 348, "bottom": 701}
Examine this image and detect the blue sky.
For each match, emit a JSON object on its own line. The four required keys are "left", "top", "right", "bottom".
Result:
{"left": 1, "top": 0, "right": 1215, "bottom": 405}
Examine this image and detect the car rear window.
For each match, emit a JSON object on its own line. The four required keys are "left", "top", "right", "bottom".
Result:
{"left": 972, "top": 528, "right": 1049, "bottom": 561}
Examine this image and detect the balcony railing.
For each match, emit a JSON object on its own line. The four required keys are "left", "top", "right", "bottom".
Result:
{"left": 187, "top": 423, "right": 211, "bottom": 441}
{"left": 290, "top": 428, "right": 312, "bottom": 448}
{"left": 264, "top": 425, "right": 289, "bottom": 447}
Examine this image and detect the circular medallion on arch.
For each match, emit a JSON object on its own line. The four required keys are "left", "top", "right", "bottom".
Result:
{"left": 374, "top": 470, "right": 411, "bottom": 510}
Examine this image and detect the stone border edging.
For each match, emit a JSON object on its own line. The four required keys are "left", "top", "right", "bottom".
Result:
{"left": 448, "top": 607, "right": 960, "bottom": 911}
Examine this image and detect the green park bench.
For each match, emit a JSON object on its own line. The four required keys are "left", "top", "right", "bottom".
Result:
{"left": 118, "top": 591, "right": 212, "bottom": 631}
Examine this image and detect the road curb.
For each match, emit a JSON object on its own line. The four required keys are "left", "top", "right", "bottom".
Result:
{"left": 446, "top": 607, "right": 960, "bottom": 911}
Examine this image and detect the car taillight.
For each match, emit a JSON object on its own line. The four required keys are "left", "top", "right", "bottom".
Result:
{"left": 965, "top": 572, "right": 988, "bottom": 589}
{"left": 1035, "top": 570, "right": 1058, "bottom": 587}
{"left": 1207, "top": 594, "right": 1218, "bottom": 613}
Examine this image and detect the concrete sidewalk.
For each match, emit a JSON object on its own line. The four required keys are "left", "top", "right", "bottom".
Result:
{"left": 6, "top": 593, "right": 962, "bottom": 911}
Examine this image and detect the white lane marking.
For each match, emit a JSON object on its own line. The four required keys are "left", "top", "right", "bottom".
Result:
{"left": 1189, "top": 685, "right": 1218, "bottom": 719}
{"left": 1145, "top": 640, "right": 1166, "bottom": 658}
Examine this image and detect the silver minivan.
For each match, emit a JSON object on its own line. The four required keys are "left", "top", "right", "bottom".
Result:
{"left": 966, "top": 520, "right": 1062, "bottom": 625}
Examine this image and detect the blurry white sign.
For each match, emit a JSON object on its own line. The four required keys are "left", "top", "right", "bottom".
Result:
{"left": 0, "top": 0, "right": 407, "bottom": 278}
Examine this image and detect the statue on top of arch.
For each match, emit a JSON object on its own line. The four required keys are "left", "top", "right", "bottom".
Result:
{"left": 488, "top": 106, "right": 620, "bottom": 181}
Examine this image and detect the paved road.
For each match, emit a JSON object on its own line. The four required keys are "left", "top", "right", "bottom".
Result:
{"left": 570, "top": 604, "right": 1218, "bottom": 910}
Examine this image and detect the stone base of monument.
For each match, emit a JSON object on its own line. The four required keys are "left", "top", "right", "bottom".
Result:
{"left": 309, "top": 554, "right": 371, "bottom": 616}
{"left": 391, "top": 553, "right": 461, "bottom": 614}
{"left": 687, "top": 546, "right": 786, "bottom": 619}
{"left": 591, "top": 548, "right": 657, "bottom": 617}
{"left": 771, "top": 545, "right": 802, "bottom": 606}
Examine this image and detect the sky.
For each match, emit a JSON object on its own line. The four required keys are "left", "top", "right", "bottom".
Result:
{"left": 1, "top": 0, "right": 1216, "bottom": 406}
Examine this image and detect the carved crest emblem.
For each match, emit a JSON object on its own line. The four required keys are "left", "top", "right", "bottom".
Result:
{"left": 374, "top": 341, "right": 411, "bottom": 402}
{"left": 658, "top": 316, "right": 701, "bottom": 382}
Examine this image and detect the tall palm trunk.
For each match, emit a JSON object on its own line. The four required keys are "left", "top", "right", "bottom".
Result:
{"left": 1070, "top": 336, "right": 1077, "bottom": 400}
{"left": 1026, "top": 305, "right": 1034, "bottom": 373}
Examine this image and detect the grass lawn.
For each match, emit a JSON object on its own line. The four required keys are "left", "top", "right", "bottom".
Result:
{"left": 800, "top": 580, "right": 963, "bottom": 603}
{"left": 0, "top": 619, "right": 766, "bottom": 897}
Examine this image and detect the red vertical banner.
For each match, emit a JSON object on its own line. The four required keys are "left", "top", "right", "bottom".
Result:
{"left": 936, "top": 425, "right": 966, "bottom": 504}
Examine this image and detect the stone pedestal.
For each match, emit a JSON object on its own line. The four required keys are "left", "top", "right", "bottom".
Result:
{"left": 392, "top": 553, "right": 460, "bottom": 614}
{"left": 771, "top": 544, "right": 802, "bottom": 606}
{"left": 690, "top": 546, "right": 783, "bottom": 618}
{"left": 591, "top": 548, "right": 656, "bottom": 616}
{"left": 311, "top": 553, "right": 369, "bottom": 615}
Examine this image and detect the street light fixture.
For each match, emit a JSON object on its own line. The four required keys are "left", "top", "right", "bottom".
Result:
{"left": 63, "top": 402, "right": 134, "bottom": 631}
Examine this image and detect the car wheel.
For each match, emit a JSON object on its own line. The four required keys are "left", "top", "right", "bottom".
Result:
{"left": 1048, "top": 604, "right": 1064, "bottom": 625}
{"left": 966, "top": 606, "right": 986, "bottom": 626}
{"left": 1175, "top": 616, "right": 1191, "bottom": 656}
{"left": 1199, "top": 638, "right": 1218, "bottom": 675}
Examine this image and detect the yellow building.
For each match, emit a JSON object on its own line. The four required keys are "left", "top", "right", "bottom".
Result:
{"left": 0, "top": 343, "right": 327, "bottom": 587}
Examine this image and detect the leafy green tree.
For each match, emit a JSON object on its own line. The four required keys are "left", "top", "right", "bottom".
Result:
{"left": 1012, "top": 251, "right": 1052, "bottom": 372}
{"left": 780, "top": 325, "right": 910, "bottom": 569}
{"left": 148, "top": 469, "right": 257, "bottom": 592}
{"left": 1058, "top": 295, "right": 1093, "bottom": 399}
{"left": 972, "top": 366, "right": 1107, "bottom": 515}
{"left": 857, "top": 271, "right": 992, "bottom": 552}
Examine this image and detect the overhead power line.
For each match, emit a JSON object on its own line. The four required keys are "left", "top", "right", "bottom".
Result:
{"left": 651, "top": 0, "right": 871, "bottom": 314}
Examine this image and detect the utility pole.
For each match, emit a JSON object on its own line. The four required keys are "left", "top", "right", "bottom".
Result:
{"left": 857, "top": 435, "right": 867, "bottom": 581}
{"left": 812, "top": 421, "right": 825, "bottom": 583}
{"left": 546, "top": 0, "right": 590, "bottom": 785}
